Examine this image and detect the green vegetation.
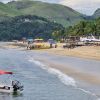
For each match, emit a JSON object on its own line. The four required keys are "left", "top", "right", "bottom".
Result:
{"left": 0, "top": 0, "right": 86, "bottom": 27}
{"left": 93, "top": 8, "right": 100, "bottom": 18}
{"left": 64, "top": 17, "right": 100, "bottom": 37}
{"left": 0, "top": 15, "right": 64, "bottom": 41}
{"left": 0, "top": 2, "right": 21, "bottom": 17}
{"left": 0, "top": 0, "right": 99, "bottom": 41}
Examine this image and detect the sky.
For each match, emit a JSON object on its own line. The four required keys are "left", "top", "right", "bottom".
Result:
{"left": 0, "top": 0, "right": 100, "bottom": 15}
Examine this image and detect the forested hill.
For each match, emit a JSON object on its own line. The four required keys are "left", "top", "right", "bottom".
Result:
{"left": 0, "top": 2, "right": 21, "bottom": 16}
{"left": 64, "top": 17, "right": 100, "bottom": 37}
{"left": 0, "top": 15, "right": 64, "bottom": 41}
{"left": 0, "top": 0, "right": 85, "bottom": 27}
{"left": 93, "top": 8, "right": 100, "bottom": 18}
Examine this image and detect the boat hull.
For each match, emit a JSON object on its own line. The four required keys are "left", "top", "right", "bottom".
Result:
{"left": 0, "top": 85, "right": 13, "bottom": 93}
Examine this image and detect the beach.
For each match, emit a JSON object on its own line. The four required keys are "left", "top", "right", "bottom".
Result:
{"left": 32, "top": 52, "right": 100, "bottom": 96}
{"left": 10, "top": 42, "right": 100, "bottom": 61}
{"left": 28, "top": 43, "right": 100, "bottom": 97}
{"left": 0, "top": 0, "right": 99, "bottom": 99}
{"left": 0, "top": 42, "right": 100, "bottom": 99}
{"left": 0, "top": 43, "right": 100, "bottom": 100}
{"left": 38, "top": 43, "right": 100, "bottom": 61}
{"left": 9, "top": 42, "right": 100, "bottom": 85}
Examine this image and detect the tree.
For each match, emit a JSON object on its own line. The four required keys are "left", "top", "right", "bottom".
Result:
{"left": 0, "top": 15, "right": 64, "bottom": 41}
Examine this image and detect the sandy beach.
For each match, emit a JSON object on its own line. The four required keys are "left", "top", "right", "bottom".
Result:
{"left": 37, "top": 58, "right": 100, "bottom": 85}
{"left": 34, "top": 52, "right": 100, "bottom": 96}
{"left": 38, "top": 43, "right": 100, "bottom": 61}
{"left": 9, "top": 42, "right": 100, "bottom": 61}
{"left": 7, "top": 42, "right": 100, "bottom": 84}
{"left": 29, "top": 43, "right": 100, "bottom": 96}
{"left": 0, "top": 46, "right": 99, "bottom": 100}
{"left": 4, "top": 42, "right": 100, "bottom": 96}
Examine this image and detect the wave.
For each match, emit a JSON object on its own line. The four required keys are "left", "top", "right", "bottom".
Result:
{"left": 28, "top": 58, "right": 76, "bottom": 87}
{"left": 28, "top": 57, "right": 100, "bottom": 99}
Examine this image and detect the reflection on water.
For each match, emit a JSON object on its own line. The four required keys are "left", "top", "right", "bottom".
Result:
{"left": 12, "top": 92, "right": 23, "bottom": 97}
{"left": 0, "top": 92, "right": 23, "bottom": 100}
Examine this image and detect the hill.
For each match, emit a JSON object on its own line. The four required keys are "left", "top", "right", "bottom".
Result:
{"left": 5, "top": 0, "right": 85, "bottom": 27}
{"left": 0, "top": 15, "right": 64, "bottom": 41}
{"left": 93, "top": 8, "right": 100, "bottom": 18}
{"left": 0, "top": 2, "right": 22, "bottom": 22}
{"left": 64, "top": 17, "right": 100, "bottom": 37}
{"left": 0, "top": 2, "right": 21, "bottom": 17}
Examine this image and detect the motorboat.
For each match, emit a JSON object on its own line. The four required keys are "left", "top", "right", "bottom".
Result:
{"left": 80, "top": 35, "right": 100, "bottom": 42}
{"left": 0, "top": 70, "right": 23, "bottom": 93}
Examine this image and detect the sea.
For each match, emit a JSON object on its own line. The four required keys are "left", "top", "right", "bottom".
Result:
{"left": 0, "top": 45, "right": 100, "bottom": 100}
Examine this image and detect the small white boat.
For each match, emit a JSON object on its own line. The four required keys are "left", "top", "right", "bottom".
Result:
{"left": 0, "top": 84, "right": 13, "bottom": 93}
{"left": 0, "top": 70, "right": 23, "bottom": 93}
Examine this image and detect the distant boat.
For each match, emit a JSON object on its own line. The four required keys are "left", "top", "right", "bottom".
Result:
{"left": 0, "top": 70, "right": 23, "bottom": 93}
{"left": 80, "top": 35, "right": 100, "bottom": 42}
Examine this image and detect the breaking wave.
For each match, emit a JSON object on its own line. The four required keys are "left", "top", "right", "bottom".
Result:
{"left": 28, "top": 57, "right": 100, "bottom": 100}
{"left": 28, "top": 58, "right": 76, "bottom": 87}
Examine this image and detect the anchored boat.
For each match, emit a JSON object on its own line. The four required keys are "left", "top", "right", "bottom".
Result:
{"left": 0, "top": 70, "right": 23, "bottom": 93}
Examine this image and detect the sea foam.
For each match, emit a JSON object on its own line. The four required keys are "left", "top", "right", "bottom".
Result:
{"left": 28, "top": 57, "right": 100, "bottom": 99}
{"left": 28, "top": 58, "right": 76, "bottom": 87}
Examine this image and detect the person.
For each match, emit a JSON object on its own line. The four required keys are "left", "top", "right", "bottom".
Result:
{"left": 12, "top": 81, "right": 18, "bottom": 92}
{"left": 27, "top": 41, "right": 31, "bottom": 50}
{"left": 50, "top": 43, "right": 53, "bottom": 48}
{"left": 55, "top": 44, "right": 57, "bottom": 48}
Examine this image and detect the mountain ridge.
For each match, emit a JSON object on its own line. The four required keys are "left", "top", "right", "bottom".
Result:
{"left": 93, "top": 8, "right": 100, "bottom": 18}
{"left": 0, "top": 0, "right": 85, "bottom": 27}
{"left": 0, "top": 15, "right": 64, "bottom": 40}
{"left": 0, "top": 0, "right": 99, "bottom": 27}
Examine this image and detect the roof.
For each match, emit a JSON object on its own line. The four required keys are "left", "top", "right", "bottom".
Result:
{"left": 34, "top": 39, "right": 43, "bottom": 41}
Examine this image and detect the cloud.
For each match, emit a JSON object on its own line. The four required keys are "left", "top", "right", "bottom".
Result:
{"left": 58, "top": 0, "right": 100, "bottom": 15}
{"left": 0, "top": 0, "right": 7, "bottom": 3}
{"left": 0, "top": 0, "right": 12, "bottom": 3}
{"left": 36, "top": 0, "right": 100, "bottom": 15}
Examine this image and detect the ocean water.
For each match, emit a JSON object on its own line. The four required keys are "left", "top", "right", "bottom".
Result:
{"left": 0, "top": 48, "right": 99, "bottom": 100}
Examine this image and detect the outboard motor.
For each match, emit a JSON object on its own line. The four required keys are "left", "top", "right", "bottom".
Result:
{"left": 12, "top": 80, "right": 23, "bottom": 92}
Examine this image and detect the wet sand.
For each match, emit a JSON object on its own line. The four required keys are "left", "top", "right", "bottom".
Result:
{"left": 39, "top": 45, "right": 100, "bottom": 61}
{"left": 39, "top": 59, "right": 100, "bottom": 85}
{"left": 0, "top": 47, "right": 98, "bottom": 100}
{"left": 8, "top": 42, "right": 100, "bottom": 60}
{"left": 2, "top": 42, "right": 100, "bottom": 96}
{"left": 33, "top": 53, "right": 100, "bottom": 96}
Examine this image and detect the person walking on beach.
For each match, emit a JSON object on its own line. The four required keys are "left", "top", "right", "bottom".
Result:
{"left": 27, "top": 41, "right": 31, "bottom": 50}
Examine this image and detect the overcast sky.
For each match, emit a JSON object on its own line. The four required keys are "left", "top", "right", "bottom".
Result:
{"left": 0, "top": 0, "right": 100, "bottom": 15}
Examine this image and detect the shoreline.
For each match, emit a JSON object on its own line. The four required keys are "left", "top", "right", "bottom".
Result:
{"left": 35, "top": 46, "right": 100, "bottom": 61}
{"left": 5, "top": 42, "right": 100, "bottom": 61}
{"left": 1, "top": 42, "right": 100, "bottom": 96}
{"left": 34, "top": 55, "right": 100, "bottom": 97}
{"left": 37, "top": 58, "right": 100, "bottom": 85}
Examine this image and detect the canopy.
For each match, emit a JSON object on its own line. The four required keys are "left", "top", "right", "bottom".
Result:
{"left": 0, "top": 70, "right": 13, "bottom": 75}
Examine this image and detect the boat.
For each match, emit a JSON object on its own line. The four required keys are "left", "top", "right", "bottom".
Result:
{"left": 0, "top": 70, "right": 23, "bottom": 93}
{"left": 80, "top": 35, "right": 100, "bottom": 42}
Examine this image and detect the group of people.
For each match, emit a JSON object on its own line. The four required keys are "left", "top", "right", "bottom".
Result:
{"left": 26, "top": 39, "right": 58, "bottom": 50}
